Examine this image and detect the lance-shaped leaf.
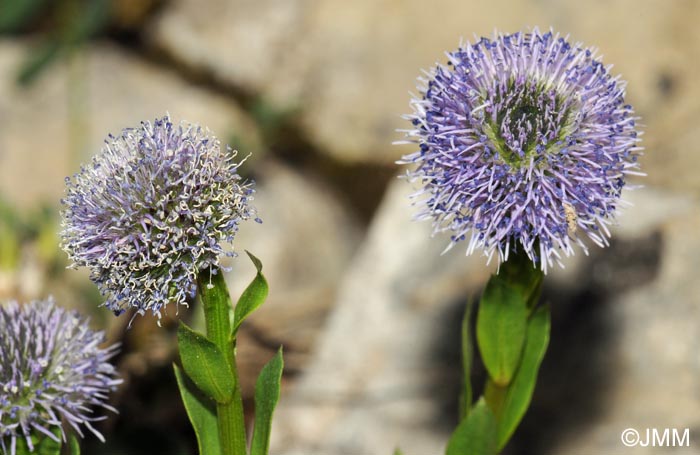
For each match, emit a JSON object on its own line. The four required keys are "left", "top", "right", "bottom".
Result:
{"left": 445, "top": 398, "right": 497, "bottom": 455}
{"left": 177, "top": 322, "right": 235, "bottom": 403}
{"left": 476, "top": 276, "right": 528, "bottom": 386}
{"left": 496, "top": 305, "right": 550, "bottom": 450}
{"left": 173, "top": 364, "right": 222, "bottom": 455}
{"left": 498, "top": 251, "right": 544, "bottom": 309}
{"left": 232, "top": 251, "right": 269, "bottom": 336}
{"left": 250, "top": 348, "right": 284, "bottom": 455}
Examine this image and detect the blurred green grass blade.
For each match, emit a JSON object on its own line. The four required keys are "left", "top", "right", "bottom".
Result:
{"left": 17, "top": 0, "right": 110, "bottom": 86}
{"left": 17, "top": 40, "right": 61, "bottom": 86}
{"left": 0, "top": 220, "right": 21, "bottom": 270}
{"left": 64, "top": 0, "right": 109, "bottom": 43}
{"left": 0, "top": 0, "right": 50, "bottom": 33}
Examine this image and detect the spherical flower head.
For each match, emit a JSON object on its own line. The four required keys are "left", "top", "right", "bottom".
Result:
{"left": 0, "top": 298, "right": 121, "bottom": 453}
{"left": 399, "top": 29, "right": 643, "bottom": 272}
{"left": 61, "top": 115, "right": 257, "bottom": 319}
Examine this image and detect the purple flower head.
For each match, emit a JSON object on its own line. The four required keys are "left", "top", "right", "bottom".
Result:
{"left": 61, "top": 115, "right": 257, "bottom": 319}
{"left": 0, "top": 298, "right": 121, "bottom": 454}
{"left": 399, "top": 29, "right": 643, "bottom": 272}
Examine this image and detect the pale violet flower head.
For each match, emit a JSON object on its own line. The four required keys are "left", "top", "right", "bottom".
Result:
{"left": 399, "top": 29, "right": 643, "bottom": 272}
{"left": 0, "top": 298, "right": 121, "bottom": 454}
{"left": 61, "top": 115, "right": 257, "bottom": 319}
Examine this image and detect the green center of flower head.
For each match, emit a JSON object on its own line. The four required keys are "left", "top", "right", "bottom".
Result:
{"left": 481, "top": 77, "right": 576, "bottom": 169}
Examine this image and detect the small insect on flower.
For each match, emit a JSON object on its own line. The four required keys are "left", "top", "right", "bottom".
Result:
{"left": 563, "top": 203, "right": 578, "bottom": 237}
{"left": 60, "top": 115, "right": 257, "bottom": 320}
{"left": 398, "top": 28, "right": 643, "bottom": 272}
{"left": 0, "top": 298, "right": 121, "bottom": 454}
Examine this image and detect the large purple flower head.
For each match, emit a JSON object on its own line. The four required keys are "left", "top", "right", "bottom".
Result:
{"left": 61, "top": 115, "right": 257, "bottom": 319}
{"left": 0, "top": 298, "right": 121, "bottom": 454}
{"left": 399, "top": 29, "right": 643, "bottom": 271}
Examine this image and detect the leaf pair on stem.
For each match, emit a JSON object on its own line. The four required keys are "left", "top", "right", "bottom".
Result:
{"left": 447, "top": 253, "right": 550, "bottom": 455}
{"left": 175, "top": 252, "right": 284, "bottom": 455}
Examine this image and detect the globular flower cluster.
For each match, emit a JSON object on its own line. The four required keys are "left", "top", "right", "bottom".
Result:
{"left": 399, "top": 29, "right": 643, "bottom": 271}
{"left": 61, "top": 116, "right": 257, "bottom": 319}
{"left": 0, "top": 298, "right": 121, "bottom": 454}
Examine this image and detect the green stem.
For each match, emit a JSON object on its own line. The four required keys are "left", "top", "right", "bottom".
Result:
{"left": 198, "top": 267, "right": 248, "bottom": 455}
{"left": 483, "top": 378, "right": 508, "bottom": 421}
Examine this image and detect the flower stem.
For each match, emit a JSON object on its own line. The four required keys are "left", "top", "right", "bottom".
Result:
{"left": 198, "top": 267, "right": 247, "bottom": 455}
{"left": 483, "top": 378, "right": 507, "bottom": 420}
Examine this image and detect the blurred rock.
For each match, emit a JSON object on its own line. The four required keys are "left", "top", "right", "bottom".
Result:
{"left": 148, "top": 0, "right": 304, "bottom": 94}
{"left": 271, "top": 179, "right": 493, "bottom": 455}
{"left": 223, "top": 159, "right": 363, "bottom": 394}
{"left": 0, "top": 39, "right": 262, "bottom": 207}
{"left": 149, "top": 0, "right": 700, "bottom": 181}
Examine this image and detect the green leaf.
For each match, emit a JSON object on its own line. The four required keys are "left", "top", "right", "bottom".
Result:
{"left": 177, "top": 322, "right": 235, "bottom": 403}
{"left": 459, "top": 299, "right": 473, "bottom": 421}
{"left": 476, "top": 276, "right": 528, "bottom": 386}
{"left": 250, "top": 348, "right": 284, "bottom": 455}
{"left": 173, "top": 364, "right": 222, "bottom": 455}
{"left": 499, "top": 252, "right": 544, "bottom": 310}
{"left": 66, "top": 433, "right": 80, "bottom": 455}
{"left": 496, "top": 305, "right": 550, "bottom": 450}
{"left": 393, "top": 449, "right": 405, "bottom": 455}
{"left": 15, "top": 426, "right": 62, "bottom": 455}
{"left": 232, "top": 251, "right": 269, "bottom": 336}
{"left": 445, "top": 398, "right": 497, "bottom": 455}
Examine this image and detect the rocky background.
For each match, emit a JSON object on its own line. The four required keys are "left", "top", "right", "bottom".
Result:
{"left": 1, "top": 0, "right": 699, "bottom": 454}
